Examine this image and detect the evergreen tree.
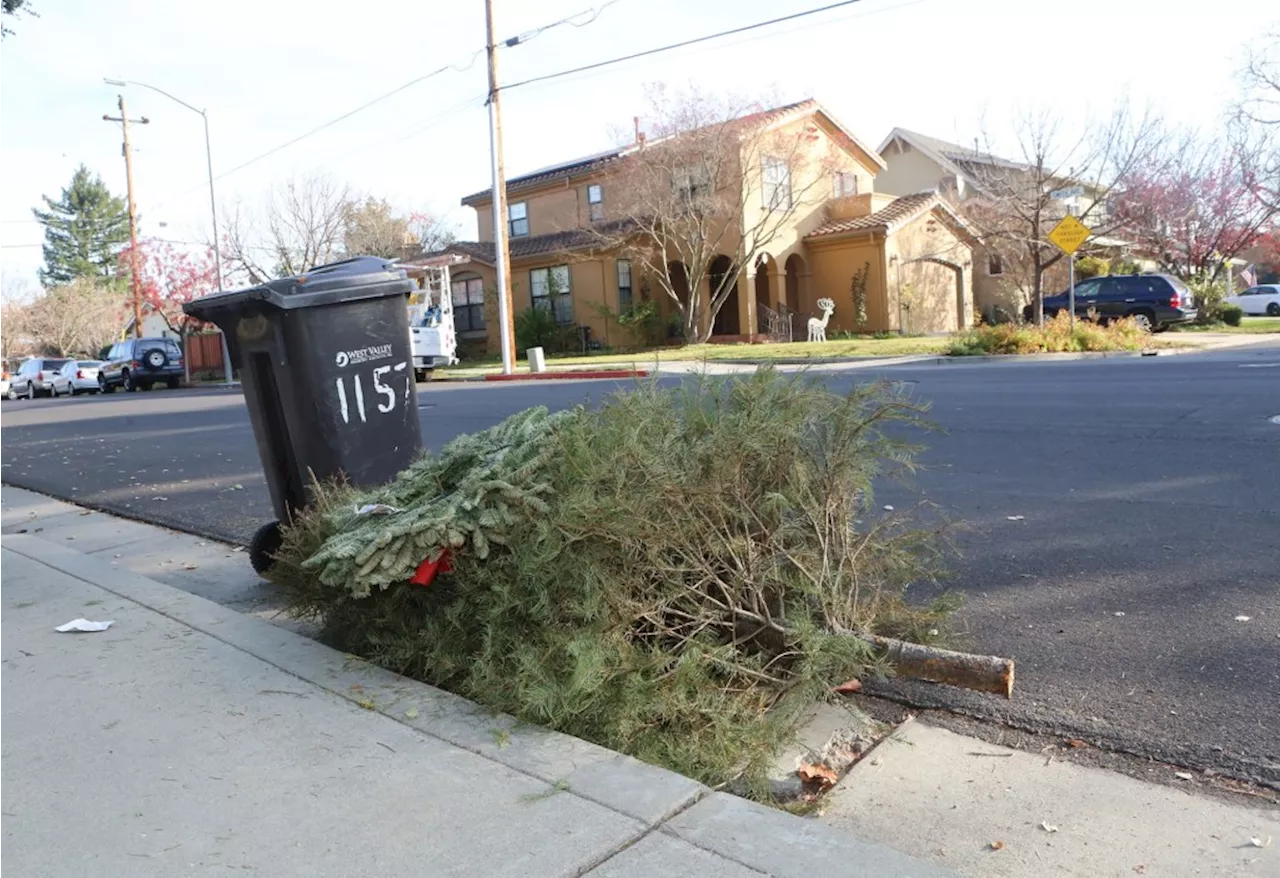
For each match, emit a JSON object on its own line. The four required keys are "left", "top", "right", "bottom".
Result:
{"left": 32, "top": 165, "right": 130, "bottom": 286}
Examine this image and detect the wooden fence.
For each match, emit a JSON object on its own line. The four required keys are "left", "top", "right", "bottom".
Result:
{"left": 184, "top": 332, "right": 230, "bottom": 378}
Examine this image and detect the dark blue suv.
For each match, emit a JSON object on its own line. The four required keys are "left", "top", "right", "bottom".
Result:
{"left": 1029, "top": 274, "right": 1197, "bottom": 332}
{"left": 99, "top": 337, "right": 185, "bottom": 392}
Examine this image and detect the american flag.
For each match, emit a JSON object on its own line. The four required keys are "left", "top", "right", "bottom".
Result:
{"left": 1240, "top": 264, "right": 1257, "bottom": 288}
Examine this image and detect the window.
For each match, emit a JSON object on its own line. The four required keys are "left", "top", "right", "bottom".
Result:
{"left": 508, "top": 201, "right": 528, "bottom": 238}
{"left": 587, "top": 184, "right": 604, "bottom": 222}
{"left": 530, "top": 264, "right": 573, "bottom": 325}
{"left": 673, "top": 164, "right": 711, "bottom": 201}
{"left": 832, "top": 172, "right": 859, "bottom": 198}
{"left": 987, "top": 254, "right": 1003, "bottom": 276}
{"left": 452, "top": 276, "right": 486, "bottom": 333}
{"left": 762, "top": 156, "right": 791, "bottom": 210}
{"left": 616, "top": 259, "right": 633, "bottom": 312}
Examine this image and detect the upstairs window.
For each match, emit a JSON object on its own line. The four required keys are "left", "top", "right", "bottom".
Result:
{"left": 673, "top": 164, "right": 712, "bottom": 202}
{"left": 833, "top": 171, "right": 859, "bottom": 198}
{"left": 987, "top": 254, "right": 1004, "bottom": 276}
{"left": 587, "top": 184, "right": 604, "bottom": 222}
{"left": 762, "top": 156, "right": 792, "bottom": 210}
{"left": 508, "top": 201, "right": 528, "bottom": 238}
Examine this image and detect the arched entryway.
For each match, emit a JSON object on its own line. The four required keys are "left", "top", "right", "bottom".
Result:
{"left": 753, "top": 254, "right": 776, "bottom": 335}
{"left": 668, "top": 261, "right": 691, "bottom": 339}
{"left": 901, "top": 255, "right": 966, "bottom": 332}
{"left": 784, "top": 253, "right": 808, "bottom": 315}
{"left": 710, "top": 254, "right": 740, "bottom": 336}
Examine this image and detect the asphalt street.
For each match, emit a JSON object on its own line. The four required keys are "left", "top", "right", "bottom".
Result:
{"left": 4, "top": 345, "right": 1279, "bottom": 787}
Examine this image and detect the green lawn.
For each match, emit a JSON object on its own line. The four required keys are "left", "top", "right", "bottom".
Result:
{"left": 1171, "top": 317, "right": 1280, "bottom": 334}
{"left": 440, "top": 336, "right": 948, "bottom": 374}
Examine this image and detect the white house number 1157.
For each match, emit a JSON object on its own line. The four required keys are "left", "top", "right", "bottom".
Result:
{"left": 335, "top": 361, "right": 412, "bottom": 424}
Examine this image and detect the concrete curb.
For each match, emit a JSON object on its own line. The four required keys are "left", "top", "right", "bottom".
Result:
{"left": 484, "top": 369, "right": 650, "bottom": 382}
{"left": 2, "top": 525, "right": 956, "bottom": 878}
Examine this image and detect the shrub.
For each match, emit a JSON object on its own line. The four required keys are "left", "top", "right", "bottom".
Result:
{"left": 1220, "top": 304, "right": 1244, "bottom": 327}
{"left": 270, "top": 371, "right": 956, "bottom": 791}
{"left": 1074, "top": 256, "right": 1111, "bottom": 280}
{"left": 949, "top": 312, "right": 1148, "bottom": 355}
{"left": 514, "top": 306, "right": 579, "bottom": 353}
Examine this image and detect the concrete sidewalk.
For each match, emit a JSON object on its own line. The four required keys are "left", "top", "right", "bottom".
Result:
{"left": 822, "top": 721, "right": 1279, "bottom": 877}
{"left": 0, "top": 518, "right": 951, "bottom": 876}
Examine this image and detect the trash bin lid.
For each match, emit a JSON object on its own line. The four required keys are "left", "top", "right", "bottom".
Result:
{"left": 184, "top": 256, "right": 413, "bottom": 321}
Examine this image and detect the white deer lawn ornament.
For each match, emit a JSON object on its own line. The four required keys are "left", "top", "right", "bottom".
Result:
{"left": 808, "top": 298, "right": 836, "bottom": 343}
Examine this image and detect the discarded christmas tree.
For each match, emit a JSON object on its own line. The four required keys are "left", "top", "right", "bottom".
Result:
{"left": 270, "top": 370, "right": 958, "bottom": 790}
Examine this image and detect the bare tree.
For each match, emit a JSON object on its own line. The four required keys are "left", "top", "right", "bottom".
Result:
{"left": 960, "top": 104, "right": 1165, "bottom": 324}
{"left": 596, "top": 86, "right": 839, "bottom": 342}
{"left": 14, "top": 278, "right": 128, "bottom": 357}
{"left": 221, "top": 175, "right": 353, "bottom": 283}
{"left": 1235, "top": 30, "right": 1280, "bottom": 213}
{"left": 342, "top": 197, "right": 456, "bottom": 259}
{"left": 2, "top": 278, "right": 37, "bottom": 360}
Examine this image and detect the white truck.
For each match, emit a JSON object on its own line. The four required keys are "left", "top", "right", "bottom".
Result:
{"left": 402, "top": 255, "right": 462, "bottom": 382}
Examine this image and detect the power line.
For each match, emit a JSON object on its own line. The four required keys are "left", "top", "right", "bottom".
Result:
{"left": 503, "top": 0, "right": 866, "bottom": 91}
{"left": 147, "top": 2, "right": 625, "bottom": 212}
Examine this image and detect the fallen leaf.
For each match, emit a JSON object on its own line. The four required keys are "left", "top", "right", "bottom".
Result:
{"left": 152, "top": 496, "right": 168, "bottom": 501}
{"left": 1235, "top": 615, "right": 1251, "bottom": 622}
{"left": 404, "top": 707, "right": 419, "bottom": 719}
{"left": 1174, "top": 771, "right": 1194, "bottom": 780}
{"left": 1113, "top": 611, "right": 1126, "bottom": 617}
{"left": 1133, "top": 866, "right": 1146, "bottom": 875}
{"left": 883, "top": 505, "right": 895, "bottom": 512}
{"left": 1067, "top": 739, "right": 1089, "bottom": 749}
{"left": 1041, "top": 822, "right": 1059, "bottom": 833}
{"left": 1249, "top": 835, "right": 1272, "bottom": 848}
{"left": 231, "top": 484, "right": 244, "bottom": 490}
{"left": 1006, "top": 515, "right": 1025, "bottom": 521}
{"left": 797, "top": 762, "right": 839, "bottom": 791}
{"left": 182, "top": 563, "right": 198, "bottom": 571}
{"left": 989, "top": 840, "right": 1004, "bottom": 851}
{"left": 833, "top": 678, "right": 862, "bottom": 695}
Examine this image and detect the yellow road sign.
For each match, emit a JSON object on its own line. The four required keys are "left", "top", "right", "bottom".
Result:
{"left": 1047, "top": 215, "right": 1091, "bottom": 255}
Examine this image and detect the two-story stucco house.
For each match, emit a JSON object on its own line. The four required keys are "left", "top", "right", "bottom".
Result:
{"left": 875, "top": 128, "right": 1120, "bottom": 320}
{"left": 416, "top": 101, "right": 977, "bottom": 353}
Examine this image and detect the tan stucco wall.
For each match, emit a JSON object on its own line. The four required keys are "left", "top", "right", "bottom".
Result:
{"left": 805, "top": 236, "right": 891, "bottom": 333}
{"left": 885, "top": 208, "right": 974, "bottom": 333}
{"left": 471, "top": 171, "right": 621, "bottom": 243}
{"left": 875, "top": 137, "right": 948, "bottom": 196}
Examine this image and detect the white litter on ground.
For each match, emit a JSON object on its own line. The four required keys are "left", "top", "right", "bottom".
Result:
{"left": 55, "top": 619, "right": 115, "bottom": 633}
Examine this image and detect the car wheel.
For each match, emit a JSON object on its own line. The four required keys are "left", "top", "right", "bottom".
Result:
{"left": 1267, "top": 303, "right": 1280, "bottom": 317}
{"left": 25, "top": 381, "right": 35, "bottom": 400}
{"left": 99, "top": 375, "right": 115, "bottom": 394}
{"left": 5, "top": 386, "right": 17, "bottom": 401}
{"left": 124, "top": 371, "right": 137, "bottom": 392}
{"left": 1127, "top": 311, "right": 1154, "bottom": 332}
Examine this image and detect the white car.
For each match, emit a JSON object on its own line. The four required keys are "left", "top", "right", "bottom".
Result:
{"left": 1225, "top": 284, "right": 1280, "bottom": 316}
{"left": 50, "top": 359, "right": 104, "bottom": 396}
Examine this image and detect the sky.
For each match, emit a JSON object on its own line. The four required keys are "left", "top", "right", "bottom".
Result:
{"left": 2, "top": 0, "right": 1275, "bottom": 292}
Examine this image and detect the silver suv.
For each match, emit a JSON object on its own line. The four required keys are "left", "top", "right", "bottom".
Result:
{"left": 6, "top": 357, "right": 71, "bottom": 400}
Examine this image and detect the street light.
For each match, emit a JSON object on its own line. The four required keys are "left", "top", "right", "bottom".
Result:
{"left": 104, "top": 77, "right": 234, "bottom": 386}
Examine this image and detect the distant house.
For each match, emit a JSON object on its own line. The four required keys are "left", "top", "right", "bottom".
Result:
{"left": 419, "top": 100, "right": 979, "bottom": 350}
{"left": 876, "top": 128, "right": 1132, "bottom": 319}
{"left": 121, "top": 301, "right": 181, "bottom": 340}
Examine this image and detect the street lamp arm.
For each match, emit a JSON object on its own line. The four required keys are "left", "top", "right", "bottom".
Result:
{"left": 104, "top": 78, "right": 205, "bottom": 117}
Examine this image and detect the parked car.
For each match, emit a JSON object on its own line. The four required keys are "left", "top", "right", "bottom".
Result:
{"left": 6, "top": 357, "right": 72, "bottom": 399}
{"left": 1224, "top": 284, "right": 1280, "bottom": 317}
{"left": 1028, "top": 274, "right": 1197, "bottom": 331}
{"left": 99, "top": 337, "right": 184, "bottom": 392}
{"left": 51, "top": 359, "right": 104, "bottom": 396}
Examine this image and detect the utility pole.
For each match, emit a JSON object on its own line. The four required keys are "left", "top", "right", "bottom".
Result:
{"left": 103, "top": 95, "right": 149, "bottom": 338}
{"left": 485, "top": 0, "right": 516, "bottom": 374}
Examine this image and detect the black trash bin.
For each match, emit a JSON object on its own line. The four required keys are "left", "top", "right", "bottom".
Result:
{"left": 184, "top": 256, "right": 422, "bottom": 573}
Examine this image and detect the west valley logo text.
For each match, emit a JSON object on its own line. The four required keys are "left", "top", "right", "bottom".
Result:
{"left": 334, "top": 344, "right": 394, "bottom": 368}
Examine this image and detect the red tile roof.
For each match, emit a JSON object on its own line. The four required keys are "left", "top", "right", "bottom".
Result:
{"left": 805, "top": 192, "right": 943, "bottom": 239}
{"left": 419, "top": 218, "right": 639, "bottom": 266}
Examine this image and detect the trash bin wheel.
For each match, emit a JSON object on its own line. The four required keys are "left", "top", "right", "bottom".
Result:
{"left": 249, "top": 520, "right": 283, "bottom": 575}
